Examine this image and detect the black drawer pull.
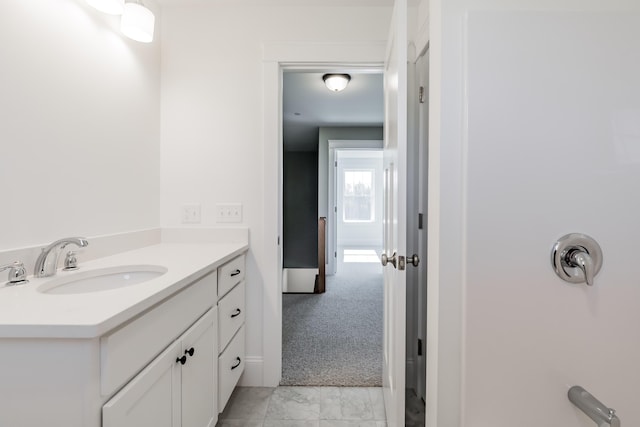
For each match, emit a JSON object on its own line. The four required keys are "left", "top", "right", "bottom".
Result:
{"left": 230, "top": 269, "right": 241, "bottom": 277}
{"left": 231, "top": 308, "right": 242, "bottom": 318}
{"left": 176, "top": 355, "right": 187, "bottom": 365}
{"left": 231, "top": 357, "right": 241, "bottom": 370}
{"left": 185, "top": 347, "right": 195, "bottom": 357}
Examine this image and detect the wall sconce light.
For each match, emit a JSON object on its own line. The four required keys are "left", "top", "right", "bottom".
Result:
{"left": 120, "top": 1, "right": 155, "bottom": 43}
{"left": 86, "top": 0, "right": 124, "bottom": 15}
{"left": 323, "top": 74, "right": 351, "bottom": 92}
{"left": 87, "top": 0, "right": 154, "bottom": 43}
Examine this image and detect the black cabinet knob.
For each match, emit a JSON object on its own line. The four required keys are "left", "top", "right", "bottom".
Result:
{"left": 230, "top": 269, "right": 241, "bottom": 277}
{"left": 231, "top": 308, "right": 242, "bottom": 318}
{"left": 176, "top": 355, "right": 187, "bottom": 365}
{"left": 185, "top": 347, "right": 195, "bottom": 357}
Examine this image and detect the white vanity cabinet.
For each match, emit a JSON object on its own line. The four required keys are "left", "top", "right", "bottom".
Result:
{"left": 216, "top": 254, "right": 246, "bottom": 412}
{"left": 103, "top": 308, "right": 216, "bottom": 427}
{"left": 0, "top": 243, "right": 249, "bottom": 427}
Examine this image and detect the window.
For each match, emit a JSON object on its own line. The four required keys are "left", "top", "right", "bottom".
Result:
{"left": 343, "top": 169, "right": 374, "bottom": 222}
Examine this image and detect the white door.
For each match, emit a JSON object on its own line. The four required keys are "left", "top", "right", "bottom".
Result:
{"left": 382, "top": 0, "right": 408, "bottom": 425}
{"left": 181, "top": 309, "right": 216, "bottom": 427}
{"left": 442, "top": 5, "right": 640, "bottom": 426}
{"left": 103, "top": 340, "right": 181, "bottom": 427}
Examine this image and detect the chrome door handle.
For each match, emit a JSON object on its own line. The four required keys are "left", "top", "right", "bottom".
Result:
{"left": 407, "top": 254, "right": 420, "bottom": 267}
{"left": 381, "top": 252, "right": 397, "bottom": 268}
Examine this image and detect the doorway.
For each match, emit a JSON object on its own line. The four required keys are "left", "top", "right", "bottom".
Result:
{"left": 280, "top": 69, "right": 385, "bottom": 386}
{"left": 328, "top": 141, "right": 384, "bottom": 276}
{"left": 261, "top": 40, "right": 430, "bottom": 427}
{"left": 335, "top": 149, "right": 383, "bottom": 273}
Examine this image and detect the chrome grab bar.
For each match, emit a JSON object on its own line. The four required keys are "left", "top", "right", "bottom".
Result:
{"left": 568, "top": 386, "right": 620, "bottom": 427}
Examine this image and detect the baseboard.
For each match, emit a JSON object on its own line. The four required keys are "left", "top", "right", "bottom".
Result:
{"left": 237, "top": 356, "right": 264, "bottom": 386}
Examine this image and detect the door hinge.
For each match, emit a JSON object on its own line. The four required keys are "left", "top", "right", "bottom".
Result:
{"left": 277, "top": 236, "right": 280, "bottom": 245}
{"left": 418, "top": 213, "right": 423, "bottom": 230}
{"left": 335, "top": 161, "right": 337, "bottom": 167}
{"left": 419, "top": 86, "right": 425, "bottom": 104}
{"left": 417, "top": 338, "right": 423, "bottom": 356}
{"left": 334, "top": 206, "right": 337, "bottom": 213}
{"left": 334, "top": 251, "right": 337, "bottom": 258}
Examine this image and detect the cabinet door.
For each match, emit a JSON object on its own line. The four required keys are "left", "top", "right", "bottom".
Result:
{"left": 181, "top": 308, "right": 217, "bottom": 427}
{"left": 218, "top": 325, "right": 245, "bottom": 412}
{"left": 103, "top": 340, "right": 181, "bottom": 427}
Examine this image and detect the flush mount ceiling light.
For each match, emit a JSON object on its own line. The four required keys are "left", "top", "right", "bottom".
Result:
{"left": 323, "top": 74, "right": 351, "bottom": 92}
{"left": 86, "top": 0, "right": 124, "bottom": 15}
{"left": 120, "top": 1, "right": 155, "bottom": 43}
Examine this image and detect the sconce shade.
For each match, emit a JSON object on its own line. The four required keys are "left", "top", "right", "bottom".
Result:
{"left": 120, "top": 2, "right": 155, "bottom": 43}
{"left": 323, "top": 74, "right": 351, "bottom": 92}
{"left": 86, "top": 0, "right": 124, "bottom": 15}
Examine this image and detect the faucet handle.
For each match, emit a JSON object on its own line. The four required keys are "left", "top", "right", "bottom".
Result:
{"left": 0, "top": 262, "right": 29, "bottom": 285}
{"left": 63, "top": 251, "right": 79, "bottom": 271}
{"left": 567, "top": 248, "right": 595, "bottom": 286}
{"left": 551, "top": 233, "right": 603, "bottom": 286}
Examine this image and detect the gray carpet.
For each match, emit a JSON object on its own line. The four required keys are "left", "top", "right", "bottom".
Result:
{"left": 281, "top": 262, "right": 383, "bottom": 386}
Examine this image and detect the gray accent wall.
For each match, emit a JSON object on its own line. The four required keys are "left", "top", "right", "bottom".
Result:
{"left": 283, "top": 151, "right": 319, "bottom": 268}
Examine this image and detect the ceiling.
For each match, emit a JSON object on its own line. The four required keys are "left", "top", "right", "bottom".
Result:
{"left": 283, "top": 71, "right": 384, "bottom": 151}
{"left": 156, "top": 0, "right": 397, "bottom": 5}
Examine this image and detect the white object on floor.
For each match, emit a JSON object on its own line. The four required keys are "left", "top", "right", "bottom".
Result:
{"left": 282, "top": 268, "right": 317, "bottom": 293}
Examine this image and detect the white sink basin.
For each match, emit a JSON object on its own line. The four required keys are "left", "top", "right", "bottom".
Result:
{"left": 38, "top": 265, "right": 168, "bottom": 295}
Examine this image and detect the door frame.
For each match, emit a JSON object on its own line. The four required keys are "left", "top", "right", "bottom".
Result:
{"left": 328, "top": 140, "right": 383, "bottom": 276}
{"left": 414, "top": 44, "right": 429, "bottom": 402}
{"left": 262, "top": 41, "right": 386, "bottom": 387}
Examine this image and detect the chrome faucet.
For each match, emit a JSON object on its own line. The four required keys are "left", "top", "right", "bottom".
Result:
{"left": 33, "top": 237, "right": 89, "bottom": 278}
{"left": 568, "top": 386, "right": 621, "bottom": 427}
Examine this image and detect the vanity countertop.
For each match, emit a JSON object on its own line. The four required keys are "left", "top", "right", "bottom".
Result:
{"left": 0, "top": 242, "right": 248, "bottom": 339}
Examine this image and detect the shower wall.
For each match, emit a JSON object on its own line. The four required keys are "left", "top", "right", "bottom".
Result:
{"left": 429, "top": 1, "right": 640, "bottom": 425}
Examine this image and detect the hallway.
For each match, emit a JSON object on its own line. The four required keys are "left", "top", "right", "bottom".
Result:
{"left": 281, "top": 247, "right": 383, "bottom": 386}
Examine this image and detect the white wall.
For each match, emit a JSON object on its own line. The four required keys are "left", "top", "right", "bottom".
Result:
{"left": 160, "top": 5, "right": 392, "bottom": 384}
{"left": 0, "top": 0, "right": 161, "bottom": 251}
{"left": 429, "top": 0, "right": 640, "bottom": 425}
{"left": 319, "top": 127, "right": 384, "bottom": 219}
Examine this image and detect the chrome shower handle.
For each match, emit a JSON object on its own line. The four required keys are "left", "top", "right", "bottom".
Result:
{"left": 551, "top": 233, "right": 603, "bottom": 286}
{"left": 567, "top": 248, "right": 595, "bottom": 286}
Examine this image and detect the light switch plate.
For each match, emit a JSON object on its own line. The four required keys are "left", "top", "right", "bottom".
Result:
{"left": 216, "top": 203, "right": 242, "bottom": 223}
{"left": 182, "top": 204, "right": 201, "bottom": 224}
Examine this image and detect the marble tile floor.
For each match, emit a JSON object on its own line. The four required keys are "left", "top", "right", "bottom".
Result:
{"left": 216, "top": 386, "right": 387, "bottom": 427}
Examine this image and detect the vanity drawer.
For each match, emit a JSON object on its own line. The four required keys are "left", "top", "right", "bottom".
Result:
{"left": 218, "top": 325, "right": 245, "bottom": 412}
{"left": 217, "top": 255, "right": 245, "bottom": 298}
{"left": 218, "top": 280, "right": 245, "bottom": 353}
{"left": 100, "top": 271, "right": 217, "bottom": 397}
